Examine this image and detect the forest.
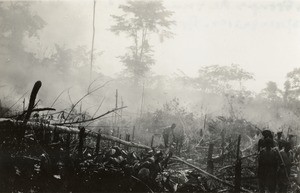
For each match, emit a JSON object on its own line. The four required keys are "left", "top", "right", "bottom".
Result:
{"left": 1, "top": 0, "right": 300, "bottom": 192}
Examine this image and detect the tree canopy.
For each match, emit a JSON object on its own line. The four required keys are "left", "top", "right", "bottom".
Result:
{"left": 195, "top": 64, "right": 254, "bottom": 93}
{"left": 111, "top": 0, "right": 175, "bottom": 85}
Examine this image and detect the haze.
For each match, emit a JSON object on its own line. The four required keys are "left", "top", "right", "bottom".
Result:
{"left": 26, "top": 0, "right": 300, "bottom": 92}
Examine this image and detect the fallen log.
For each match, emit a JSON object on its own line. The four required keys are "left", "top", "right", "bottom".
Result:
{"left": 25, "top": 107, "right": 56, "bottom": 113}
{"left": 98, "top": 133, "right": 151, "bottom": 149}
{"left": 6, "top": 108, "right": 56, "bottom": 119}
{"left": 171, "top": 156, "right": 252, "bottom": 193}
{"left": 0, "top": 118, "right": 151, "bottom": 150}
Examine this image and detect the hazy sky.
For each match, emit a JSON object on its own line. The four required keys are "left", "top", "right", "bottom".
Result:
{"left": 29, "top": 0, "right": 300, "bottom": 92}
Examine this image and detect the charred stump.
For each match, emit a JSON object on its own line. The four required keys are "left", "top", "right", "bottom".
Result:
{"left": 94, "top": 133, "right": 101, "bottom": 156}
{"left": 207, "top": 142, "right": 214, "bottom": 174}
{"left": 234, "top": 135, "right": 242, "bottom": 193}
{"left": 78, "top": 127, "right": 85, "bottom": 159}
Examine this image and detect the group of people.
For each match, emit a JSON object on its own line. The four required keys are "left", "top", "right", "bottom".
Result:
{"left": 162, "top": 124, "right": 298, "bottom": 192}
{"left": 257, "top": 130, "right": 294, "bottom": 193}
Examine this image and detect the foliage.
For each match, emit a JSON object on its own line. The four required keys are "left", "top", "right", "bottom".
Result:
{"left": 257, "top": 69, "right": 300, "bottom": 119}
{"left": 136, "top": 98, "right": 204, "bottom": 149}
{"left": 260, "top": 81, "right": 282, "bottom": 102}
{"left": 194, "top": 64, "right": 254, "bottom": 93}
{"left": 0, "top": 2, "right": 105, "bottom": 105}
{"left": 0, "top": 2, "right": 45, "bottom": 47}
{"left": 42, "top": 45, "right": 101, "bottom": 80}
{"left": 0, "top": 118, "right": 175, "bottom": 193}
{"left": 111, "top": 0, "right": 175, "bottom": 84}
{"left": 0, "top": 2, "right": 45, "bottom": 90}
{"left": 286, "top": 68, "right": 300, "bottom": 101}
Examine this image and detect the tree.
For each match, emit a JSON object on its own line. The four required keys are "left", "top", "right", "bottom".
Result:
{"left": 44, "top": 45, "right": 91, "bottom": 76}
{"left": 0, "top": 2, "right": 45, "bottom": 89}
{"left": 283, "top": 80, "right": 292, "bottom": 105}
{"left": 260, "top": 68, "right": 300, "bottom": 118}
{"left": 0, "top": 2, "right": 45, "bottom": 53}
{"left": 191, "top": 64, "right": 254, "bottom": 120}
{"left": 195, "top": 64, "right": 254, "bottom": 93}
{"left": 281, "top": 68, "right": 300, "bottom": 115}
{"left": 111, "top": 0, "right": 175, "bottom": 85}
{"left": 261, "top": 81, "right": 282, "bottom": 102}
{"left": 286, "top": 68, "right": 300, "bottom": 99}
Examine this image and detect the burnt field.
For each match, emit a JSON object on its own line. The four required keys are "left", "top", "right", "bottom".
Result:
{"left": 2, "top": 1, "right": 300, "bottom": 192}
{"left": 0, "top": 81, "right": 299, "bottom": 193}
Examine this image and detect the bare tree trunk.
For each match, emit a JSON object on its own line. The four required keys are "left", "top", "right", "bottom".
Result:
{"left": 132, "top": 126, "right": 135, "bottom": 142}
{"left": 221, "top": 129, "right": 225, "bottom": 165}
{"left": 207, "top": 142, "right": 214, "bottom": 174}
{"left": 151, "top": 135, "right": 154, "bottom": 148}
{"left": 234, "top": 135, "right": 242, "bottom": 193}
{"left": 94, "top": 133, "right": 101, "bottom": 156}
{"left": 78, "top": 127, "right": 85, "bottom": 159}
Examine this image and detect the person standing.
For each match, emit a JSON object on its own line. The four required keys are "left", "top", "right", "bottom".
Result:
{"left": 277, "top": 141, "right": 293, "bottom": 193}
{"left": 258, "top": 138, "right": 278, "bottom": 193}
{"left": 258, "top": 130, "right": 274, "bottom": 152}
{"left": 162, "top": 123, "right": 176, "bottom": 148}
{"left": 276, "top": 131, "right": 286, "bottom": 151}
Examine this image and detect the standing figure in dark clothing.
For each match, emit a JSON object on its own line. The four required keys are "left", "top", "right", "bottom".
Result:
{"left": 163, "top": 123, "right": 176, "bottom": 148}
{"left": 258, "top": 138, "right": 278, "bottom": 193}
{"left": 258, "top": 130, "right": 274, "bottom": 152}
{"left": 288, "top": 134, "right": 296, "bottom": 150}
{"left": 276, "top": 131, "right": 286, "bottom": 150}
{"left": 277, "top": 141, "right": 293, "bottom": 193}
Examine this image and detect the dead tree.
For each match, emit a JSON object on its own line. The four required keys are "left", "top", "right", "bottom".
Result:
{"left": 132, "top": 126, "right": 135, "bottom": 142}
{"left": 117, "top": 127, "right": 120, "bottom": 139}
{"left": 125, "top": 134, "right": 130, "bottom": 151}
{"left": 151, "top": 135, "right": 154, "bottom": 148}
{"left": 23, "top": 81, "right": 42, "bottom": 124}
{"left": 118, "top": 134, "right": 122, "bottom": 147}
{"left": 78, "top": 127, "right": 85, "bottom": 159}
{"left": 17, "top": 81, "right": 42, "bottom": 140}
{"left": 66, "top": 133, "right": 71, "bottom": 157}
{"left": 221, "top": 128, "right": 225, "bottom": 165}
{"left": 94, "top": 133, "right": 101, "bottom": 156}
{"left": 207, "top": 142, "right": 214, "bottom": 174}
{"left": 234, "top": 135, "right": 242, "bottom": 193}
{"left": 52, "top": 127, "right": 60, "bottom": 143}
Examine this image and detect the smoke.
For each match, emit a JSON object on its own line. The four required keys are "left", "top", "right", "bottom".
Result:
{"left": 1, "top": 1, "right": 300, "bottom": 140}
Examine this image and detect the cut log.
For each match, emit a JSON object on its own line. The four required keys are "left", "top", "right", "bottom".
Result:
{"left": 0, "top": 118, "right": 151, "bottom": 150}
